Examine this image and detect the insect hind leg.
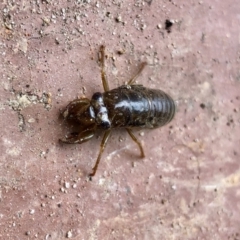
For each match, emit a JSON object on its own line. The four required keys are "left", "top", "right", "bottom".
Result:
{"left": 99, "top": 45, "right": 110, "bottom": 92}
{"left": 126, "top": 128, "right": 145, "bottom": 158}
{"left": 127, "top": 62, "right": 147, "bottom": 85}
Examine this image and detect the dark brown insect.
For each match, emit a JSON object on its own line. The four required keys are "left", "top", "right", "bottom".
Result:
{"left": 60, "top": 46, "right": 175, "bottom": 178}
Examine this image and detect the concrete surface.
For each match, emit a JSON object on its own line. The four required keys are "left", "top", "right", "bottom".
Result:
{"left": 0, "top": 0, "right": 240, "bottom": 239}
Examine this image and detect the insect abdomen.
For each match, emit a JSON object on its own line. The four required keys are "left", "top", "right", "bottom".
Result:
{"left": 104, "top": 85, "right": 175, "bottom": 128}
{"left": 146, "top": 88, "right": 175, "bottom": 128}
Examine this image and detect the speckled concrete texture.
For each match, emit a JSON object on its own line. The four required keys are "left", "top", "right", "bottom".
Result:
{"left": 0, "top": 0, "right": 240, "bottom": 239}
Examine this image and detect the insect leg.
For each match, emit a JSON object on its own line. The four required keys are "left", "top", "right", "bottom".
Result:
{"left": 89, "top": 129, "right": 112, "bottom": 177}
{"left": 59, "top": 128, "right": 95, "bottom": 144}
{"left": 99, "top": 45, "right": 110, "bottom": 92}
{"left": 127, "top": 62, "right": 147, "bottom": 85}
{"left": 126, "top": 128, "right": 145, "bottom": 158}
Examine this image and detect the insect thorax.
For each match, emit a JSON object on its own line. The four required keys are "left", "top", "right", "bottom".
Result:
{"left": 91, "top": 92, "right": 111, "bottom": 129}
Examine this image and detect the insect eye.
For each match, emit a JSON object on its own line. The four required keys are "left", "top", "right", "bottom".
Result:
{"left": 101, "top": 121, "right": 110, "bottom": 129}
{"left": 92, "top": 92, "right": 102, "bottom": 101}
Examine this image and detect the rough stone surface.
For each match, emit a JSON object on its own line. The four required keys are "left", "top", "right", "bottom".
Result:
{"left": 0, "top": 0, "right": 239, "bottom": 239}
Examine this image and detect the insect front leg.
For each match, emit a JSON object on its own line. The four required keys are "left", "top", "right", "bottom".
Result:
{"left": 126, "top": 128, "right": 145, "bottom": 158}
{"left": 59, "top": 128, "right": 95, "bottom": 144}
{"left": 127, "top": 62, "right": 147, "bottom": 85}
{"left": 89, "top": 129, "right": 111, "bottom": 178}
{"left": 99, "top": 45, "right": 110, "bottom": 92}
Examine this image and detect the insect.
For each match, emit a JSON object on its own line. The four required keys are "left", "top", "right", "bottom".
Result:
{"left": 60, "top": 46, "right": 175, "bottom": 178}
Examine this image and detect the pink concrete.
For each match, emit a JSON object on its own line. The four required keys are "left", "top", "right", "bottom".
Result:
{"left": 0, "top": 0, "right": 239, "bottom": 239}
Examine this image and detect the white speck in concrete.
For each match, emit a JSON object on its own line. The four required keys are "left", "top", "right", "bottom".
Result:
{"left": 6, "top": 147, "right": 21, "bottom": 157}
{"left": 65, "top": 182, "right": 70, "bottom": 189}
{"left": 28, "top": 118, "right": 35, "bottom": 123}
{"left": 29, "top": 209, "right": 35, "bottom": 215}
{"left": 66, "top": 230, "right": 73, "bottom": 238}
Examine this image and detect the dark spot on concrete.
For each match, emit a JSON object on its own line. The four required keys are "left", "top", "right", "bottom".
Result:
{"left": 165, "top": 19, "right": 173, "bottom": 33}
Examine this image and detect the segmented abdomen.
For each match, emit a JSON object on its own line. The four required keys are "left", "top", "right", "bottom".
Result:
{"left": 103, "top": 85, "right": 175, "bottom": 128}
{"left": 145, "top": 87, "right": 175, "bottom": 128}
